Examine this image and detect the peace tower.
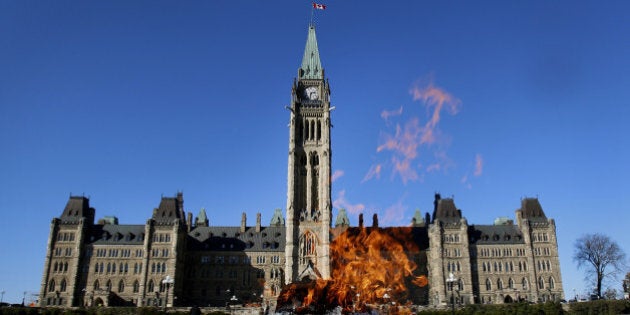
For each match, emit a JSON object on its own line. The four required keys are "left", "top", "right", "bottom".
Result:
{"left": 284, "top": 25, "right": 333, "bottom": 283}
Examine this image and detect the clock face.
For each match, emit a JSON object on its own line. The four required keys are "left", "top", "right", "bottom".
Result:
{"left": 304, "top": 86, "right": 319, "bottom": 100}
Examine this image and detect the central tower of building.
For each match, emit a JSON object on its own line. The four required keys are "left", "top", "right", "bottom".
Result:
{"left": 285, "top": 25, "right": 332, "bottom": 283}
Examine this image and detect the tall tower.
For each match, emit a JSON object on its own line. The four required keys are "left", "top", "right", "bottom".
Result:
{"left": 285, "top": 25, "right": 332, "bottom": 283}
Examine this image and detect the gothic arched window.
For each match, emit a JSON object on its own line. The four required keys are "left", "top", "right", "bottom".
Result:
{"left": 485, "top": 278, "right": 491, "bottom": 291}
{"left": 299, "top": 231, "right": 318, "bottom": 263}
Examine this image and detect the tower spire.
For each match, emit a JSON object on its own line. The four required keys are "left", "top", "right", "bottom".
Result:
{"left": 299, "top": 25, "right": 323, "bottom": 80}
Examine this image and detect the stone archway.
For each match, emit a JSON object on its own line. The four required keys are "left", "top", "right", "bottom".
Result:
{"left": 93, "top": 297, "right": 105, "bottom": 307}
{"left": 504, "top": 295, "right": 513, "bottom": 303}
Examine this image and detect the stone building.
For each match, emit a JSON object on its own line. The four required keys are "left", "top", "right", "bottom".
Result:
{"left": 426, "top": 194, "right": 564, "bottom": 305}
{"left": 39, "top": 25, "right": 563, "bottom": 308}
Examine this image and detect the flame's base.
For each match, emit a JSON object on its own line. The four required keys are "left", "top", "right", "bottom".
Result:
{"left": 275, "top": 280, "right": 420, "bottom": 315}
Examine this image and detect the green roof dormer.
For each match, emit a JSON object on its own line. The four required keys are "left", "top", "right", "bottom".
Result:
{"left": 299, "top": 26, "right": 323, "bottom": 80}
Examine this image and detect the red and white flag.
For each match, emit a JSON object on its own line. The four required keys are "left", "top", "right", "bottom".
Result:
{"left": 312, "top": 3, "right": 326, "bottom": 10}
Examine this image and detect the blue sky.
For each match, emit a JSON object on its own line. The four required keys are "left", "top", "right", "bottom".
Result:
{"left": 1, "top": 0, "right": 629, "bottom": 304}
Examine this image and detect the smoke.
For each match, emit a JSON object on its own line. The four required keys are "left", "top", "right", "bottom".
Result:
{"left": 362, "top": 164, "right": 382, "bottom": 182}
{"left": 461, "top": 154, "right": 484, "bottom": 189}
{"left": 331, "top": 170, "right": 345, "bottom": 183}
{"left": 371, "top": 79, "right": 461, "bottom": 184}
{"left": 332, "top": 190, "right": 365, "bottom": 215}
{"left": 380, "top": 106, "right": 403, "bottom": 124}
{"left": 381, "top": 198, "right": 407, "bottom": 226}
{"left": 409, "top": 80, "right": 461, "bottom": 145}
{"left": 474, "top": 154, "right": 483, "bottom": 177}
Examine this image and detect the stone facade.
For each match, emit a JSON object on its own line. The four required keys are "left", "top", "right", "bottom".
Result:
{"left": 427, "top": 194, "right": 564, "bottom": 306}
{"left": 39, "top": 25, "right": 563, "bottom": 308}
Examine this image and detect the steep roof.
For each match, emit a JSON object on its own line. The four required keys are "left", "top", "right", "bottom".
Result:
{"left": 195, "top": 208, "right": 209, "bottom": 227}
{"left": 520, "top": 198, "right": 547, "bottom": 222}
{"left": 270, "top": 208, "right": 285, "bottom": 226}
{"left": 187, "top": 226, "right": 285, "bottom": 252}
{"left": 432, "top": 196, "right": 462, "bottom": 223}
{"left": 60, "top": 196, "right": 94, "bottom": 224}
{"left": 468, "top": 224, "right": 524, "bottom": 245}
{"left": 334, "top": 208, "right": 350, "bottom": 227}
{"left": 89, "top": 224, "right": 146, "bottom": 245}
{"left": 299, "top": 26, "right": 323, "bottom": 80}
{"left": 152, "top": 192, "right": 185, "bottom": 223}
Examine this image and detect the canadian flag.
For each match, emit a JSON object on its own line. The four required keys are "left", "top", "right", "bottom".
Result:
{"left": 312, "top": 3, "right": 326, "bottom": 10}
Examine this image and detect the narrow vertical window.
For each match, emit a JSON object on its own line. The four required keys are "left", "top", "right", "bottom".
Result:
{"left": 317, "top": 120, "right": 321, "bottom": 140}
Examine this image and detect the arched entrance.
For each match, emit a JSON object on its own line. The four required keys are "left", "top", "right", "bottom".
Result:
{"left": 504, "top": 295, "right": 513, "bottom": 303}
{"left": 93, "top": 297, "right": 105, "bottom": 307}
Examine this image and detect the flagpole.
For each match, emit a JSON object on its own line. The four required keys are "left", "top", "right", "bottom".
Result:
{"left": 310, "top": 3, "right": 314, "bottom": 27}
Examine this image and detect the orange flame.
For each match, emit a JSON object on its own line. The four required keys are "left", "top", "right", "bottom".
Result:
{"left": 278, "top": 227, "right": 428, "bottom": 313}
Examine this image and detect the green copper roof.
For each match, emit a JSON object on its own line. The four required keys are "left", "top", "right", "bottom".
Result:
{"left": 300, "top": 26, "right": 323, "bottom": 80}
{"left": 196, "top": 208, "right": 208, "bottom": 226}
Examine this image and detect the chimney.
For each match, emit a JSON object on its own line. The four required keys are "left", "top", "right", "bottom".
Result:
{"left": 358, "top": 213, "right": 364, "bottom": 228}
{"left": 372, "top": 214, "right": 379, "bottom": 228}
{"left": 256, "top": 213, "right": 261, "bottom": 232}
{"left": 187, "top": 212, "right": 193, "bottom": 231}
{"left": 241, "top": 213, "right": 247, "bottom": 233}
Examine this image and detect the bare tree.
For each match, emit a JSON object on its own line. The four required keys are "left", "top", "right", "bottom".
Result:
{"left": 573, "top": 233, "right": 626, "bottom": 298}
